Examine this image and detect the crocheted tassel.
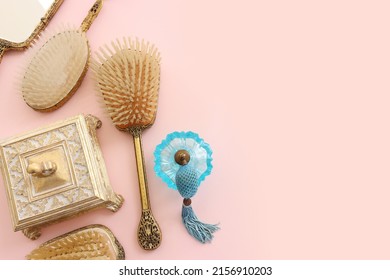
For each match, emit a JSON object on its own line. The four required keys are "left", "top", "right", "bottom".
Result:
{"left": 182, "top": 200, "right": 219, "bottom": 243}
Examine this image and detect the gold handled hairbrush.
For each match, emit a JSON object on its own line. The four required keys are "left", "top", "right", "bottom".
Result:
{"left": 20, "top": 0, "right": 103, "bottom": 112}
{"left": 26, "top": 224, "right": 125, "bottom": 260}
{"left": 92, "top": 38, "right": 162, "bottom": 250}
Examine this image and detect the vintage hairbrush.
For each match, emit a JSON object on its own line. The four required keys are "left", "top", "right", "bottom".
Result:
{"left": 91, "top": 37, "right": 162, "bottom": 250}
{"left": 26, "top": 224, "right": 125, "bottom": 260}
{"left": 154, "top": 131, "right": 219, "bottom": 243}
{"left": 20, "top": 0, "right": 103, "bottom": 112}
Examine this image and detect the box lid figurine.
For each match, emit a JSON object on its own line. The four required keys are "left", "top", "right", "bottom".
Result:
{"left": 0, "top": 114, "right": 124, "bottom": 239}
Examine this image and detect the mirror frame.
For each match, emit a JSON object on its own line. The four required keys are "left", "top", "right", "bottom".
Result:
{"left": 0, "top": 0, "right": 64, "bottom": 63}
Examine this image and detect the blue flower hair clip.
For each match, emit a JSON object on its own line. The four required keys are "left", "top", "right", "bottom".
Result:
{"left": 154, "top": 131, "right": 219, "bottom": 243}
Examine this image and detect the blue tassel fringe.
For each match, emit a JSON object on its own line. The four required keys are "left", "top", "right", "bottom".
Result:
{"left": 182, "top": 204, "right": 220, "bottom": 243}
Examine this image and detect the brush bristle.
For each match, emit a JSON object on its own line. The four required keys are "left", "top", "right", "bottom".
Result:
{"left": 91, "top": 37, "right": 161, "bottom": 131}
{"left": 26, "top": 226, "right": 124, "bottom": 260}
{"left": 21, "top": 28, "right": 89, "bottom": 112}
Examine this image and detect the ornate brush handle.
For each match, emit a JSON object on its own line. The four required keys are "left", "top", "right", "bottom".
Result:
{"left": 132, "top": 133, "right": 162, "bottom": 250}
{"left": 81, "top": 0, "right": 103, "bottom": 33}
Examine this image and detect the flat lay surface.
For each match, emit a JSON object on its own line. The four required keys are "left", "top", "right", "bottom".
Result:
{"left": 0, "top": 0, "right": 390, "bottom": 260}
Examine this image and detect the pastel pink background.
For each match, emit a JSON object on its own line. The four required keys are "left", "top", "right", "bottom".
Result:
{"left": 0, "top": 0, "right": 389, "bottom": 260}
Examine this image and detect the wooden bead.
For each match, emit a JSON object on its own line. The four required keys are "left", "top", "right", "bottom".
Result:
{"left": 183, "top": 198, "right": 192, "bottom": 206}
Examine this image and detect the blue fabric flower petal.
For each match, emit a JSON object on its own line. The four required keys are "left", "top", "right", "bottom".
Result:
{"left": 154, "top": 131, "right": 213, "bottom": 190}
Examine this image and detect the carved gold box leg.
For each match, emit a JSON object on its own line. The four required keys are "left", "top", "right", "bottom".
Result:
{"left": 106, "top": 194, "right": 124, "bottom": 212}
{"left": 22, "top": 227, "right": 41, "bottom": 240}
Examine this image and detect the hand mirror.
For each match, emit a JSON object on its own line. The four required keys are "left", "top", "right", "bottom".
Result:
{"left": 0, "top": 0, "right": 63, "bottom": 63}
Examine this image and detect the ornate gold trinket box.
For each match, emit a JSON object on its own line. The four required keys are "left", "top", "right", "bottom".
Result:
{"left": 0, "top": 114, "right": 123, "bottom": 239}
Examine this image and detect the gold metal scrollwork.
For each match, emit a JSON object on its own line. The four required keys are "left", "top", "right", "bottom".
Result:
{"left": 138, "top": 209, "right": 162, "bottom": 250}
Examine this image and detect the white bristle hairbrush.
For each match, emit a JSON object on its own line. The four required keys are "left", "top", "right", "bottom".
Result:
{"left": 20, "top": 0, "right": 103, "bottom": 112}
{"left": 26, "top": 224, "right": 125, "bottom": 260}
{"left": 91, "top": 37, "right": 162, "bottom": 250}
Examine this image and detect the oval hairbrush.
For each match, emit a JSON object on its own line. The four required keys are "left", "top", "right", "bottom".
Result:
{"left": 20, "top": 0, "right": 103, "bottom": 112}
{"left": 26, "top": 225, "right": 125, "bottom": 260}
{"left": 91, "top": 38, "right": 162, "bottom": 250}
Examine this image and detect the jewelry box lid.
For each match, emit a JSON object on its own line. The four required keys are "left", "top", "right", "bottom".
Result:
{"left": 0, "top": 114, "right": 123, "bottom": 239}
